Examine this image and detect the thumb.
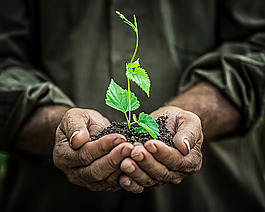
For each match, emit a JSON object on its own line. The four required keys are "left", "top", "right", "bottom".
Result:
{"left": 60, "top": 108, "right": 90, "bottom": 149}
{"left": 173, "top": 111, "right": 203, "bottom": 155}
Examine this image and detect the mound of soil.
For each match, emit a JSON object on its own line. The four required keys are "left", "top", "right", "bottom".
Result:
{"left": 94, "top": 116, "right": 174, "bottom": 146}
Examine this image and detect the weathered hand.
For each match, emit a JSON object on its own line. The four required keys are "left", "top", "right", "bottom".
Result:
{"left": 53, "top": 108, "right": 134, "bottom": 191}
{"left": 119, "top": 106, "right": 203, "bottom": 193}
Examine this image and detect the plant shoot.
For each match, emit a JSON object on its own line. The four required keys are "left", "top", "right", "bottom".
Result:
{"left": 105, "top": 11, "right": 159, "bottom": 139}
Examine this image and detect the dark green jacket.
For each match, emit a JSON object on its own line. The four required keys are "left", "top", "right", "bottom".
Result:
{"left": 0, "top": 0, "right": 264, "bottom": 211}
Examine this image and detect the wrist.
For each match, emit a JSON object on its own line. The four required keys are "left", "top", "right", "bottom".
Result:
{"left": 14, "top": 105, "right": 71, "bottom": 158}
{"left": 166, "top": 82, "right": 241, "bottom": 139}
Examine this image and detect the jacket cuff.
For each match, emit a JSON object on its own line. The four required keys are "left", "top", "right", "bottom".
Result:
{"left": 0, "top": 67, "right": 75, "bottom": 152}
{"left": 178, "top": 52, "right": 265, "bottom": 133}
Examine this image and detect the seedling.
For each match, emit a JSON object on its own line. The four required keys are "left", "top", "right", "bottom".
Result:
{"left": 105, "top": 11, "right": 159, "bottom": 139}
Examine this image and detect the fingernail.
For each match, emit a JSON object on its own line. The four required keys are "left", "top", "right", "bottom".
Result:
{"left": 69, "top": 131, "right": 80, "bottom": 147}
{"left": 133, "top": 142, "right": 142, "bottom": 146}
{"left": 131, "top": 152, "right": 144, "bottom": 161}
{"left": 145, "top": 142, "right": 157, "bottom": 153}
{"left": 123, "top": 179, "right": 131, "bottom": 186}
{"left": 183, "top": 138, "right": 190, "bottom": 154}
{"left": 125, "top": 164, "right": 135, "bottom": 173}
{"left": 114, "top": 136, "right": 126, "bottom": 146}
{"left": 121, "top": 145, "right": 133, "bottom": 157}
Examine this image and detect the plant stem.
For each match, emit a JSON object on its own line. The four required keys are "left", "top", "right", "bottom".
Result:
{"left": 127, "top": 77, "right": 131, "bottom": 128}
{"left": 127, "top": 16, "right": 139, "bottom": 129}
{"left": 130, "top": 23, "right": 139, "bottom": 64}
{"left": 124, "top": 112, "right": 129, "bottom": 126}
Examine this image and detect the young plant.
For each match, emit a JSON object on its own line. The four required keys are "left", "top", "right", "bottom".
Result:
{"left": 105, "top": 11, "right": 159, "bottom": 139}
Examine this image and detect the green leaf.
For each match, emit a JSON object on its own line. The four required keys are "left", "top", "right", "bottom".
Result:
{"left": 133, "top": 112, "right": 159, "bottom": 139}
{"left": 133, "top": 114, "right": 148, "bottom": 133}
{"left": 133, "top": 14, "right": 138, "bottom": 29}
{"left": 127, "top": 58, "right": 140, "bottom": 69}
{"left": 105, "top": 79, "right": 140, "bottom": 113}
{"left": 116, "top": 11, "right": 126, "bottom": 20}
{"left": 133, "top": 113, "right": 138, "bottom": 122}
{"left": 116, "top": 11, "right": 136, "bottom": 31}
{"left": 126, "top": 65, "right": 150, "bottom": 97}
{"left": 133, "top": 127, "right": 147, "bottom": 133}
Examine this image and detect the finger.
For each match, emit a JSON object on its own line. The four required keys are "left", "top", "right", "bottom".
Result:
{"left": 145, "top": 139, "right": 202, "bottom": 174}
{"left": 120, "top": 158, "right": 155, "bottom": 187}
{"left": 144, "top": 140, "right": 182, "bottom": 171}
{"left": 131, "top": 142, "right": 183, "bottom": 184}
{"left": 119, "top": 174, "right": 144, "bottom": 194}
{"left": 54, "top": 133, "right": 127, "bottom": 170}
{"left": 59, "top": 108, "right": 91, "bottom": 149}
{"left": 75, "top": 141, "right": 133, "bottom": 182}
{"left": 77, "top": 134, "right": 127, "bottom": 166}
{"left": 173, "top": 111, "right": 203, "bottom": 155}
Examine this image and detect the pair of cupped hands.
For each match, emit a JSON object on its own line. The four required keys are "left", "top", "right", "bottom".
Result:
{"left": 53, "top": 106, "right": 203, "bottom": 194}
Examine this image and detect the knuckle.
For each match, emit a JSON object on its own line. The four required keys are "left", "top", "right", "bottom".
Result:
{"left": 78, "top": 149, "right": 92, "bottom": 166}
{"left": 132, "top": 186, "right": 144, "bottom": 194}
{"left": 143, "top": 159, "right": 156, "bottom": 170}
{"left": 172, "top": 177, "right": 182, "bottom": 184}
{"left": 155, "top": 169, "right": 171, "bottom": 182}
{"left": 161, "top": 171, "right": 173, "bottom": 183}
{"left": 155, "top": 173, "right": 164, "bottom": 182}
{"left": 106, "top": 156, "right": 119, "bottom": 170}
{"left": 142, "top": 179, "right": 155, "bottom": 187}
{"left": 175, "top": 157, "right": 187, "bottom": 171}
{"left": 109, "top": 158, "right": 119, "bottom": 168}
{"left": 171, "top": 158, "right": 183, "bottom": 171}
{"left": 133, "top": 171, "right": 145, "bottom": 181}
{"left": 88, "top": 166, "right": 104, "bottom": 181}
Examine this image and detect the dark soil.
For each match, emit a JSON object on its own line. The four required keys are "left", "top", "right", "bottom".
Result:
{"left": 93, "top": 116, "right": 174, "bottom": 146}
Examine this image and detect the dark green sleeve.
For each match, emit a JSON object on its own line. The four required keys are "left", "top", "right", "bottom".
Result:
{"left": 179, "top": 0, "right": 265, "bottom": 132}
{"left": 0, "top": 0, "right": 75, "bottom": 152}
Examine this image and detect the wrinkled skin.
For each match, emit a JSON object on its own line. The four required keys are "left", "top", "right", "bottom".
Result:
{"left": 119, "top": 106, "right": 203, "bottom": 193}
{"left": 53, "top": 107, "right": 203, "bottom": 193}
{"left": 14, "top": 81, "right": 238, "bottom": 194}
{"left": 53, "top": 81, "right": 241, "bottom": 193}
{"left": 53, "top": 108, "right": 135, "bottom": 191}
